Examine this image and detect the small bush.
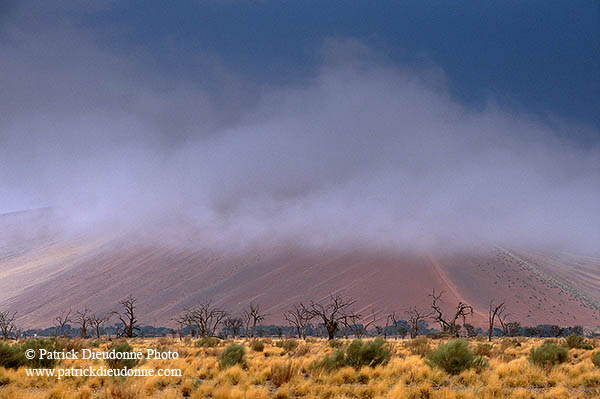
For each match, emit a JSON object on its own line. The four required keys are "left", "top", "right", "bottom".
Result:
{"left": 427, "top": 340, "right": 478, "bottom": 375}
{"left": 592, "top": 351, "right": 600, "bottom": 368}
{"left": 565, "top": 334, "right": 588, "bottom": 349}
{"left": 21, "top": 338, "right": 64, "bottom": 368}
{"left": 269, "top": 361, "right": 296, "bottom": 387}
{"left": 312, "top": 339, "right": 390, "bottom": 372}
{"left": 250, "top": 340, "right": 264, "bottom": 352}
{"left": 276, "top": 339, "right": 299, "bottom": 353}
{"left": 0, "top": 342, "right": 25, "bottom": 369}
{"left": 328, "top": 339, "right": 344, "bottom": 349}
{"left": 220, "top": 344, "right": 246, "bottom": 368}
{"left": 104, "top": 342, "right": 140, "bottom": 370}
{"left": 345, "top": 339, "right": 391, "bottom": 369}
{"left": 0, "top": 375, "right": 10, "bottom": 386}
{"left": 529, "top": 343, "right": 568, "bottom": 368}
{"left": 406, "top": 337, "right": 431, "bottom": 357}
{"left": 312, "top": 349, "right": 345, "bottom": 372}
{"left": 195, "top": 337, "right": 220, "bottom": 348}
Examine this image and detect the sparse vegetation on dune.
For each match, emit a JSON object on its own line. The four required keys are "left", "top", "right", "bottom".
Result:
{"left": 0, "top": 337, "right": 598, "bottom": 398}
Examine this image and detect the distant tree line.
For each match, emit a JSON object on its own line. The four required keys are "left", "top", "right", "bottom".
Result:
{"left": 2, "top": 290, "right": 597, "bottom": 340}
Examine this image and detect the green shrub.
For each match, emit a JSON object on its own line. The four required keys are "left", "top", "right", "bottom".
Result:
{"left": 345, "top": 339, "right": 391, "bottom": 369}
{"left": 427, "top": 340, "right": 478, "bottom": 375}
{"left": 195, "top": 337, "right": 220, "bottom": 348}
{"left": 21, "top": 339, "right": 64, "bottom": 368}
{"left": 311, "top": 349, "right": 345, "bottom": 372}
{"left": 1, "top": 339, "right": 64, "bottom": 369}
{"left": 220, "top": 344, "right": 246, "bottom": 368}
{"left": 0, "top": 342, "right": 25, "bottom": 369}
{"left": 312, "top": 339, "right": 390, "bottom": 372}
{"left": 276, "top": 339, "right": 299, "bottom": 353}
{"left": 104, "top": 342, "right": 140, "bottom": 370}
{"left": 565, "top": 334, "right": 587, "bottom": 349}
{"left": 592, "top": 351, "right": 600, "bottom": 368}
{"left": 328, "top": 339, "right": 344, "bottom": 349}
{"left": 529, "top": 343, "right": 568, "bottom": 368}
{"left": 250, "top": 340, "right": 264, "bottom": 352}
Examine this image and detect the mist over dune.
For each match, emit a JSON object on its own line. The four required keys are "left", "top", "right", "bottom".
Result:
{"left": 1, "top": 12, "right": 599, "bottom": 255}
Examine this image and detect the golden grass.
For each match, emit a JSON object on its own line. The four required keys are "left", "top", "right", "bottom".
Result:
{"left": 0, "top": 337, "right": 598, "bottom": 398}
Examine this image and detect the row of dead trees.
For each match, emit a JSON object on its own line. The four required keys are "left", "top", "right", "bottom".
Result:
{"left": 0, "top": 295, "right": 142, "bottom": 341}
{"left": 0, "top": 289, "right": 544, "bottom": 341}
{"left": 173, "top": 290, "right": 518, "bottom": 342}
{"left": 174, "top": 302, "right": 266, "bottom": 339}
{"left": 53, "top": 295, "right": 141, "bottom": 339}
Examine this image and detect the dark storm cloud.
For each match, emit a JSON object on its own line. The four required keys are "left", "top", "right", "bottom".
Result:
{"left": 1, "top": 12, "right": 599, "bottom": 253}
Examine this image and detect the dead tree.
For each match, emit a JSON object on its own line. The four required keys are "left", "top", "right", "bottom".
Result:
{"left": 429, "top": 289, "right": 473, "bottom": 337}
{"left": 384, "top": 313, "right": 393, "bottom": 339}
{"left": 55, "top": 310, "right": 72, "bottom": 338}
{"left": 75, "top": 308, "right": 91, "bottom": 338}
{"left": 341, "top": 313, "right": 361, "bottom": 338}
{"left": 284, "top": 303, "right": 313, "bottom": 339}
{"left": 361, "top": 310, "right": 381, "bottom": 337}
{"left": 498, "top": 310, "right": 520, "bottom": 337}
{"left": 242, "top": 302, "right": 266, "bottom": 338}
{"left": 464, "top": 323, "right": 476, "bottom": 337}
{"left": 174, "top": 310, "right": 197, "bottom": 337}
{"left": 0, "top": 311, "right": 17, "bottom": 341}
{"left": 345, "top": 309, "right": 380, "bottom": 338}
{"left": 223, "top": 317, "right": 244, "bottom": 338}
{"left": 406, "top": 306, "right": 429, "bottom": 338}
{"left": 185, "top": 302, "right": 227, "bottom": 337}
{"left": 89, "top": 313, "right": 110, "bottom": 339}
{"left": 113, "top": 295, "right": 140, "bottom": 338}
{"left": 488, "top": 301, "right": 506, "bottom": 342}
{"left": 308, "top": 293, "right": 358, "bottom": 340}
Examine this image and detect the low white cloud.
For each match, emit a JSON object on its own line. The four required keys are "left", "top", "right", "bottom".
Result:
{"left": 1, "top": 17, "right": 598, "bottom": 254}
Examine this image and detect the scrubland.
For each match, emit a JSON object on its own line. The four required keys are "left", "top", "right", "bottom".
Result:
{"left": 1, "top": 336, "right": 599, "bottom": 399}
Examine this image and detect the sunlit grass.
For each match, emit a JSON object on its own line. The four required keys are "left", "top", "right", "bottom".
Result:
{"left": 0, "top": 337, "right": 598, "bottom": 398}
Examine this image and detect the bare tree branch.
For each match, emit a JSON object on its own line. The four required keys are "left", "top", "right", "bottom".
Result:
{"left": 488, "top": 300, "right": 506, "bottom": 342}
{"left": 75, "top": 308, "right": 91, "bottom": 338}
{"left": 242, "top": 302, "right": 266, "bottom": 338}
{"left": 113, "top": 295, "right": 140, "bottom": 338}
{"left": 55, "top": 310, "right": 72, "bottom": 338}
{"left": 308, "top": 293, "right": 358, "bottom": 340}
{"left": 284, "top": 303, "right": 313, "bottom": 339}
{"left": 0, "top": 311, "right": 17, "bottom": 341}
{"left": 429, "top": 289, "right": 473, "bottom": 337}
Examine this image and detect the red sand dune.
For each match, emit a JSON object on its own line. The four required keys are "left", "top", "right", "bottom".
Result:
{"left": 1, "top": 209, "right": 599, "bottom": 329}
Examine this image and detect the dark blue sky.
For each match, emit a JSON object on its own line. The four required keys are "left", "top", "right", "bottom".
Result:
{"left": 63, "top": 0, "right": 600, "bottom": 139}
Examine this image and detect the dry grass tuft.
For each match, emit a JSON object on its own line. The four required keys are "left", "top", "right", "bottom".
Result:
{"left": 0, "top": 337, "right": 599, "bottom": 398}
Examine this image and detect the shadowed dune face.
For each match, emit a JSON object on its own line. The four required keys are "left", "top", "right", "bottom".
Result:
{"left": 1, "top": 210, "right": 598, "bottom": 329}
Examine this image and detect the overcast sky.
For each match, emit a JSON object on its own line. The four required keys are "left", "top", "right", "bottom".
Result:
{"left": 1, "top": 1, "right": 599, "bottom": 252}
